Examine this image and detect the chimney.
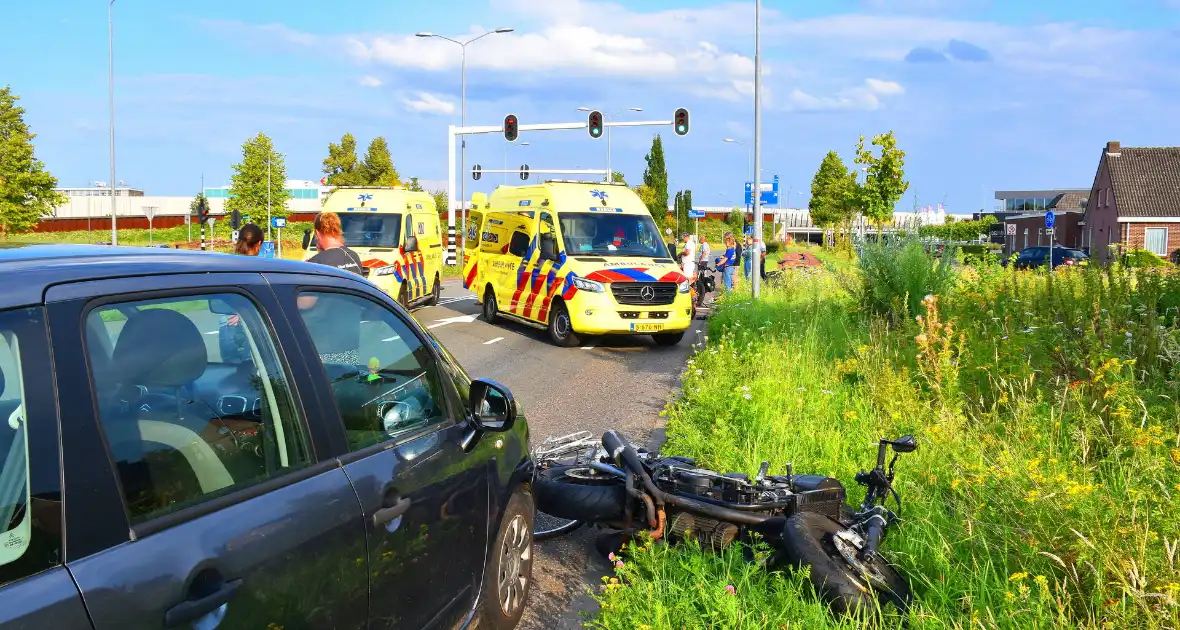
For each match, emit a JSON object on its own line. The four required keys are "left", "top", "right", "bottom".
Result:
{"left": 1106, "top": 141, "right": 1121, "bottom": 154}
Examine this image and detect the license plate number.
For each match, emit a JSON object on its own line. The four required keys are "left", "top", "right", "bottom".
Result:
{"left": 632, "top": 323, "right": 664, "bottom": 333}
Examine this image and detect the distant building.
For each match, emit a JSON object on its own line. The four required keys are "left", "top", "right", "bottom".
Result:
{"left": 977, "top": 188, "right": 1088, "bottom": 248}
{"left": 203, "top": 179, "right": 328, "bottom": 202}
{"left": 55, "top": 185, "right": 145, "bottom": 198}
{"left": 1083, "top": 141, "right": 1180, "bottom": 264}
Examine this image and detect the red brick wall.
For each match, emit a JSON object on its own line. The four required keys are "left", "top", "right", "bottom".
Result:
{"left": 31, "top": 212, "right": 321, "bottom": 233}
{"left": 1124, "top": 223, "right": 1180, "bottom": 261}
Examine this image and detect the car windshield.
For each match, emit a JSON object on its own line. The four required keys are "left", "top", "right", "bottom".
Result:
{"left": 557, "top": 212, "right": 671, "bottom": 258}
{"left": 339, "top": 213, "right": 403, "bottom": 248}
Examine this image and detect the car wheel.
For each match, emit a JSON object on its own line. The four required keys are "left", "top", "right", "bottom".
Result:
{"left": 479, "top": 490, "right": 534, "bottom": 630}
{"left": 652, "top": 331, "right": 685, "bottom": 346}
{"left": 425, "top": 274, "right": 441, "bottom": 306}
{"left": 483, "top": 286, "right": 499, "bottom": 324}
{"left": 548, "top": 301, "right": 581, "bottom": 347}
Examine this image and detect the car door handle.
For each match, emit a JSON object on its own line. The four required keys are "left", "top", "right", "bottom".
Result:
{"left": 164, "top": 578, "right": 243, "bottom": 627}
{"left": 373, "top": 497, "right": 412, "bottom": 526}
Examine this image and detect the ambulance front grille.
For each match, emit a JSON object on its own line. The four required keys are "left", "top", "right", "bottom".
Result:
{"left": 611, "top": 282, "right": 677, "bottom": 306}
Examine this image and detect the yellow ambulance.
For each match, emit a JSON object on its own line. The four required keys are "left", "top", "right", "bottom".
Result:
{"left": 462, "top": 181, "right": 692, "bottom": 347}
{"left": 302, "top": 186, "right": 444, "bottom": 308}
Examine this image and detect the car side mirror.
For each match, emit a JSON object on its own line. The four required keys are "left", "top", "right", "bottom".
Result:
{"left": 468, "top": 378, "right": 517, "bottom": 432}
{"left": 891, "top": 435, "right": 917, "bottom": 453}
{"left": 302, "top": 229, "right": 312, "bottom": 250}
{"left": 404, "top": 235, "right": 419, "bottom": 253}
{"left": 540, "top": 233, "right": 558, "bottom": 261}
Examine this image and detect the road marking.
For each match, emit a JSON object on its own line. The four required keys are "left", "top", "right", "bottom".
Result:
{"left": 436, "top": 296, "right": 476, "bottom": 306}
{"left": 484, "top": 337, "right": 504, "bottom": 345}
{"left": 427, "top": 314, "right": 480, "bottom": 329}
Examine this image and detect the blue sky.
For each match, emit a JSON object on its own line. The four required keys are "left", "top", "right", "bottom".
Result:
{"left": 5, "top": 0, "right": 1180, "bottom": 212}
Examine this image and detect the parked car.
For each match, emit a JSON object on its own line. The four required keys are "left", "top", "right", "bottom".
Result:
{"left": 1007, "top": 245, "right": 1089, "bottom": 269}
{"left": 0, "top": 244, "right": 534, "bottom": 630}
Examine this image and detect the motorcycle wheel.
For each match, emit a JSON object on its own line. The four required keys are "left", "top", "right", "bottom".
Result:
{"left": 533, "top": 513, "right": 583, "bottom": 541}
{"left": 533, "top": 465, "right": 627, "bottom": 523}
{"left": 780, "top": 512, "right": 911, "bottom": 616}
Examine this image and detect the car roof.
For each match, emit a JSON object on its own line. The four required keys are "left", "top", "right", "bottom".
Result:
{"left": 0, "top": 243, "right": 361, "bottom": 309}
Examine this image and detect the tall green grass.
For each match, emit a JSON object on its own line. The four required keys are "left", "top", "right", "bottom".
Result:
{"left": 590, "top": 261, "right": 1180, "bottom": 629}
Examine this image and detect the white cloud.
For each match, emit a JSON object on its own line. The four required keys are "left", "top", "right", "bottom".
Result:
{"left": 359, "top": 75, "right": 383, "bottom": 87}
{"left": 402, "top": 92, "right": 456, "bottom": 115}
{"left": 786, "top": 78, "right": 905, "bottom": 111}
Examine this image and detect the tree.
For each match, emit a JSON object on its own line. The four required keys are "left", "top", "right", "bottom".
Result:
{"left": 854, "top": 131, "right": 910, "bottom": 227}
{"left": 226, "top": 132, "right": 291, "bottom": 220}
{"left": 642, "top": 135, "right": 668, "bottom": 224}
{"left": 633, "top": 184, "right": 658, "bottom": 210}
{"left": 361, "top": 137, "right": 400, "bottom": 187}
{"left": 406, "top": 177, "right": 424, "bottom": 192}
{"left": 919, "top": 216, "right": 996, "bottom": 242}
{"left": 611, "top": 171, "right": 626, "bottom": 184}
{"left": 431, "top": 189, "right": 448, "bottom": 221}
{"left": 673, "top": 190, "right": 683, "bottom": 223}
{"left": 322, "top": 133, "right": 364, "bottom": 187}
{"left": 0, "top": 86, "right": 64, "bottom": 235}
{"left": 726, "top": 208, "right": 745, "bottom": 233}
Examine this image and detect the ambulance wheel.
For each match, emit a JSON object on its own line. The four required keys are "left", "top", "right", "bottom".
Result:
{"left": 548, "top": 302, "right": 581, "bottom": 348}
{"left": 653, "top": 331, "right": 685, "bottom": 346}
{"left": 483, "top": 287, "right": 500, "bottom": 324}
{"left": 425, "top": 274, "right": 441, "bottom": 306}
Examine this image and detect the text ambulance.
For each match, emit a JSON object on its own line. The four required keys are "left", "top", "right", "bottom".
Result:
{"left": 302, "top": 186, "right": 443, "bottom": 309}
{"left": 462, "top": 181, "right": 692, "bottom": 347}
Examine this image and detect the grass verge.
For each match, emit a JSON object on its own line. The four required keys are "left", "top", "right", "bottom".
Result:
{"left": 589, "top": 261, "right": 1180, "bottom": 630}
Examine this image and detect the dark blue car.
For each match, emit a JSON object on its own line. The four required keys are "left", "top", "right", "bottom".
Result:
{"left": 0, "top": 244, "right": 534, "bottom": 630}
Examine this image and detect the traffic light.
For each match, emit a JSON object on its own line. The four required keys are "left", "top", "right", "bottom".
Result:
{"left": 674, "top": 107, "right": 689, "bottom": 136}
{"left": 503, "top": 114, "right": 519, "bottom": 142}
{"left": 230, "top": 209, "right": 242, "bottom": 230}
{"left": 587, "top": 110, "right": 603, "bottom": 139}
{"left": 195, "top": 196, "right": 210, "bottom": 224}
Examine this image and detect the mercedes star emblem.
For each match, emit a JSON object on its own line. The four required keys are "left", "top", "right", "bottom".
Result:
{"left": 639, "top": 285, "right": 656, "bottom": 302}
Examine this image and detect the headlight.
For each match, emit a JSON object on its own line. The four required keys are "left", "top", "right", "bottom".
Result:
{"left": 571, "top": 276, "right": 605, "bottom": 293}
{"left": 374, "top": 265, "right": 398, "bottom": 277}
{"left": 678, "top": 280, "right": 690, "bottom": 293}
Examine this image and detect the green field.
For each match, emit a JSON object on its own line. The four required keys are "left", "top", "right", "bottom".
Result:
{"left": 590, "top": 250, "right": 1180, "bottom": 629}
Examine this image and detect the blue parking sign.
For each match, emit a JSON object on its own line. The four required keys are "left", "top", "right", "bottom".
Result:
{"left": 260, "top": 241, "right": 276, "bottom": 259}
{"left": 1044, "top": 211, "right": 1055, "bottom": 229}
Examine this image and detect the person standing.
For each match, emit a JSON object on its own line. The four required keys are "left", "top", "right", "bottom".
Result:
{"left": 753, "top": 236, "right": 768, "bottom": 280}
{"left": 679, "top": 232, "right": 697, "bottom": 280}
{"left": 308, "top": 211, "right": 363, "bottom": 275}
{"left": 717, "top": 233, "right": 738, "bottom": 291}
{"left": 220, "top": 223, "right": 265, "bottom": 362}
{"left": 742, "top": 235, "right": 753, "bottom": 280}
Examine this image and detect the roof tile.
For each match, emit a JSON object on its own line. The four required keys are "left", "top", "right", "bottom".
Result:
{"left": 1108, "top": 147, "right": 1180, "bottom": 218}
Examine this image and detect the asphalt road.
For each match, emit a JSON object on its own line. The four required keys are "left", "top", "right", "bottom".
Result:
{"left": 412, "top": 279, "right": 706, "bottom": 630}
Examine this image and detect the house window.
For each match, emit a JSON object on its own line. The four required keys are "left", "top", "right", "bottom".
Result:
{"left": 1144, "top": 227, "right": 1168, "bottom": 257}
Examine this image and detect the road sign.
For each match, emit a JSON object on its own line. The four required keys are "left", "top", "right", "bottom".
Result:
{"left": 1044, "top": 210, "right": 1055, "bottom": 229}
{"left": 260, "top": 241, "right": 276, "bottom": 259}
{"left": 744, "top": 183, "right": 779, "bottom": 206}
{"left": 687, "top": 209, "right": 706, "bottom": 219}
{"left": 272, "top": 217, "right": 287, "bottom": 229}
{"left": 1006, "top": 223, "right": 1017, "bottom": 235}
{"left": 472, "top": 164, "right": 482, "bottom": 181}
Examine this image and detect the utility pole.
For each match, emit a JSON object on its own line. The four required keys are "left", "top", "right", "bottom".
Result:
{"left": 751, "top": 0, "right": 764, "bottom": 298}
{"left": 108, "top": 0, "right": 118, "bottom": 245}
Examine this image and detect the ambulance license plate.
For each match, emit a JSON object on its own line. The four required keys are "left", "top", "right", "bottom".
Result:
{"left": 632, "top": 323, "right": 664, "bottom": 333}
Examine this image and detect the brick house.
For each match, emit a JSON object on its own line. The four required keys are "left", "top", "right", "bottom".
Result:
{"left": 1083, "top": 141, "right": 1180, "bottom": 264}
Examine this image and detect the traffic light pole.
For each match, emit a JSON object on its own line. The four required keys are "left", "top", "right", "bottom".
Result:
{"left": 445, "top": 118, "right": 675, "bottom": 266}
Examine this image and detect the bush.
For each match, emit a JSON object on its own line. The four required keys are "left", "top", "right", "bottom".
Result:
{"left": 857, "top": 237, "right": 958, "bottom": 321}
{"left": 1123, "top": 249, "right": 1169, "bottom": 268}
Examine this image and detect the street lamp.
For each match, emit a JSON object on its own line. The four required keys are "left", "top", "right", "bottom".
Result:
{"left": 722, "top": 138, "right": 751, "bottom": 183}
{"left": 578, "top": 106, "right": 642, "bottom": 181}
{"left": 504, "top": 141, "right": 530, "bottom": 184}
{"left": 416, "top": 27, "right": 514, "bottom": 265}
{"left": 108, "top": 0, "right": 117, "bottom": 245}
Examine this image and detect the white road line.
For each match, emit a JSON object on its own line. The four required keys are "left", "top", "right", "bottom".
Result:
{"left": 436, "top": 296, "right": 476, "bottom": 306}
{"left": 483, "top": 337, "right": 504, "bottom": 345}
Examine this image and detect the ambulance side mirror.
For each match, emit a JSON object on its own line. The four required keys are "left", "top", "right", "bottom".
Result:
{"left": 540, "top": 233, "right": 558, "bottom": 261}
{"left": 404, "top": 235, "right": 419, "bottom": 252}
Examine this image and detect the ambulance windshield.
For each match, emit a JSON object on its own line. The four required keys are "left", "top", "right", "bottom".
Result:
{"left": 558, "top": 213, "right": 671, "bottom": 258}
{"left": 340, "top": 213, "right": 403, "bottom": 248}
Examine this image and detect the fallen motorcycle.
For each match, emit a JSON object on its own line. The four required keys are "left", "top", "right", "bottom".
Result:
{"left": 530, "top": 430, "right": 917, "bottom": 615}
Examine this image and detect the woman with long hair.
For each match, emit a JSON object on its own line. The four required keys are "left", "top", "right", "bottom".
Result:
{"left": 718, "top": 232, "right": 738, "bottom": 291}
{"left": 233, "top": 223, "right": 265, "bottom": 256}
{"left": 221, "top": 223, "right": 265, "bottom": 362}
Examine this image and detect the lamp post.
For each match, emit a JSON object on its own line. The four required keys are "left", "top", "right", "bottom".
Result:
{"left": 503, "top": 141, "right": 530, "bottom": 184}
{"left": 722, "top": 138, "right": 751, "bottom": 183}
{"left": 751, "top": 0, "right": 764, "bottom": 298}
{"left": 416, "top": 27, "right": 514, "bottom": 265}
{"left": 108, "top": 0, "right": 118, "bottom": 245}
{"left": 266, "top": 156, "right": 272, "bottom": 240}
{"left": 578, "top": 106, "right": 642, "bottom": 181}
